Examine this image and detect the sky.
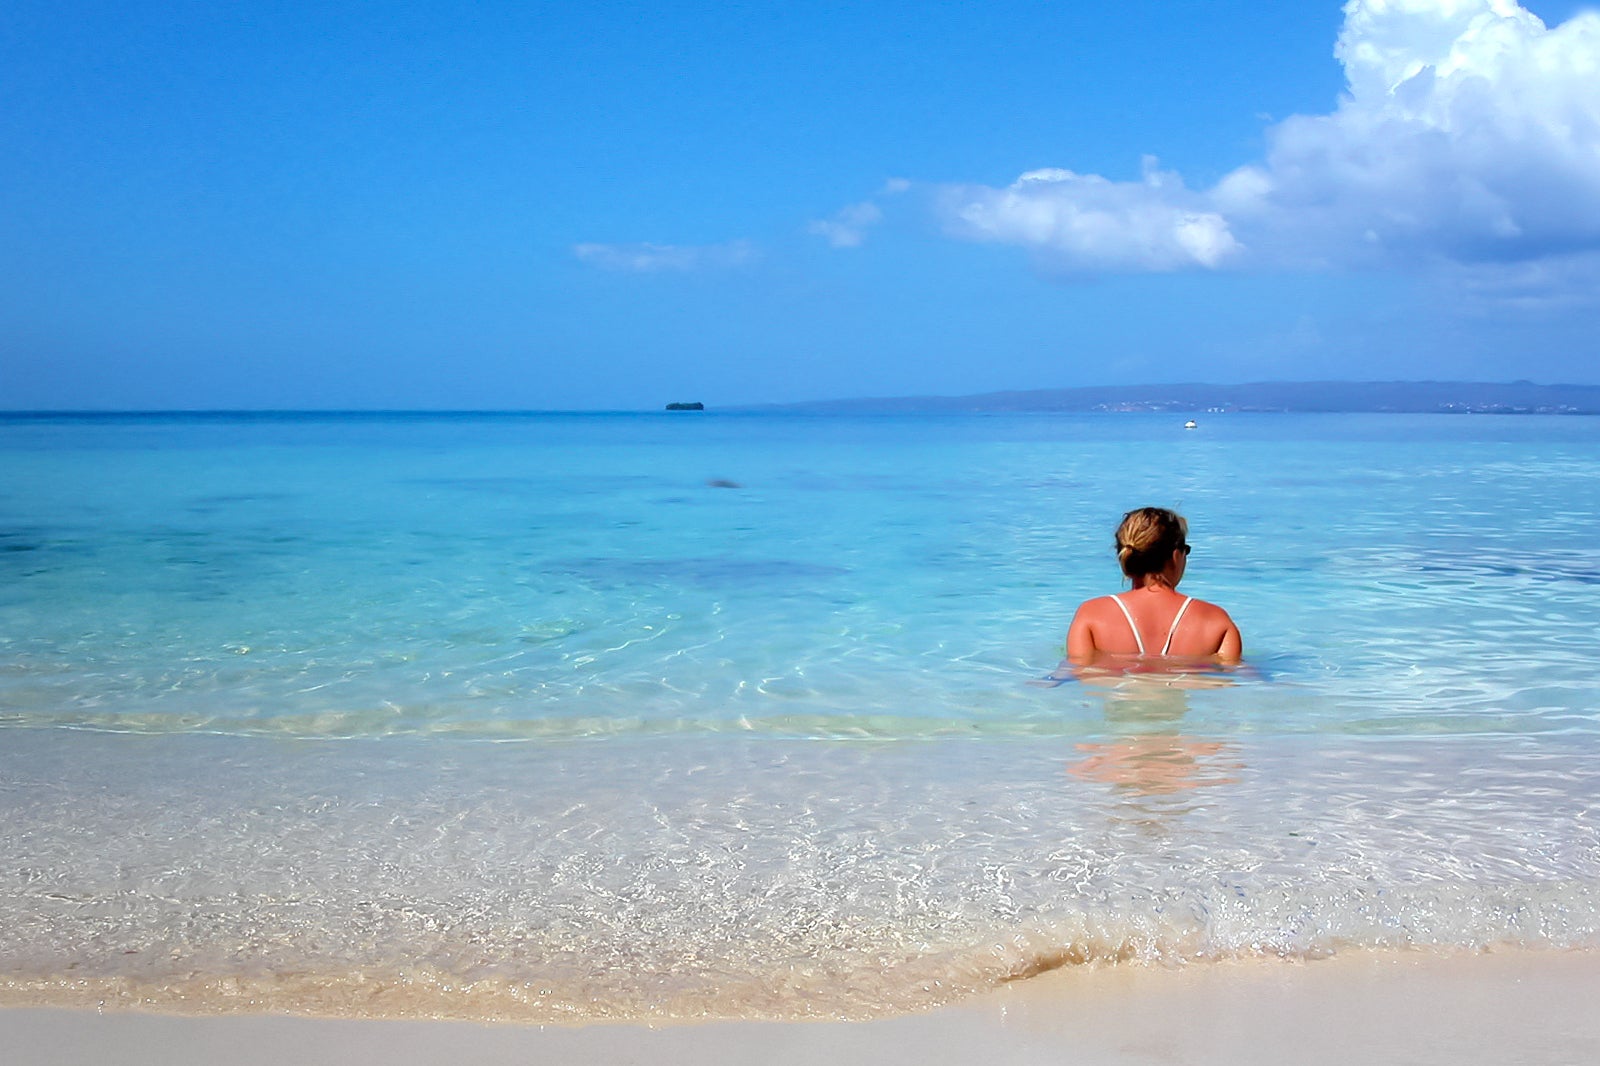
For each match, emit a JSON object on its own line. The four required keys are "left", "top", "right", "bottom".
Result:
{"left": 2, "top": 0, "right": 1598, "bottom": 410}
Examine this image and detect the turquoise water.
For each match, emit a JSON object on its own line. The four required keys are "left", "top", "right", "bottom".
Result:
{"left": 1, "top": 411, "right": 1598, "bottom": 1019}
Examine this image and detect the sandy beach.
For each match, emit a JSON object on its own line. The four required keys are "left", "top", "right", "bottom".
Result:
{"left": 7, "top": 950, "right": 1598, "bottom": 1066}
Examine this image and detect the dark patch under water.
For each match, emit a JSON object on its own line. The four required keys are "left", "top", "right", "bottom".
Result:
{"left": 1409, "top": 549, "right": 1600, "bottom": 586}
{"left": 407, "top": 475, "right": 659, "bottom": 496}
{"left": 0, "top": 528, "right": 59, "bottom": 563}
{"left": 549, "top": 556, "right": 851, "bottom": 588}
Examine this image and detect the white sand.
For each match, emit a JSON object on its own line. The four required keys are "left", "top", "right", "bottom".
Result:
{"left": 6, "top": 950, "right": 1599, "bottom": 1066}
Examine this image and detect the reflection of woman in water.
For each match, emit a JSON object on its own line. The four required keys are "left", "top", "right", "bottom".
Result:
{"left": 1066, "top": 507, "right": 1242, "bottom": 667}
{"left": 1067, "top": 685, "right": 1241, "bottom": 797}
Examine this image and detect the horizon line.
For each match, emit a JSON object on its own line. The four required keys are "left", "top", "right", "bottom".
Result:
{"left": 6, "top": 377, "right": 1600, "bottom": 417}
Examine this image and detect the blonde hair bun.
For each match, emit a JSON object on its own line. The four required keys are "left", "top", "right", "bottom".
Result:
{"left": 1114, "top": 507, "right": 1188, "bottom": 577}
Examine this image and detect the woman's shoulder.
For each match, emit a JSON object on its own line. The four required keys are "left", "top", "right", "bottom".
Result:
{"left": 1182, "top": 596, "right": 1235, "bottom": 621}
{"left": 1066, "top": 595, "right": 1128, "bottom": 638}
{"left": 1179, "top": 597, "right": 1241, "bottom": 649}
{"left": 1071, "top": 594, "right": 1127, "bottom": 617}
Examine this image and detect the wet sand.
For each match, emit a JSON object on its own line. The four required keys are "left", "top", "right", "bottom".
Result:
{"left": 6, "top": 950, "right": 1598, "bottom": 1066}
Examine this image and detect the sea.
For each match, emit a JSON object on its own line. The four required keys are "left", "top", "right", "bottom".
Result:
{"left": 1, "top": 410, "right": 1597, "bottom": 1021}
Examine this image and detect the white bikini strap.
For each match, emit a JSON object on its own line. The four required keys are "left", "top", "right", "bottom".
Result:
{"left": 1160, "top": 596, "right": 1194, "bottom": 656}
{"left": 1108, "top": 595, "right": 1145, "bottom": 655}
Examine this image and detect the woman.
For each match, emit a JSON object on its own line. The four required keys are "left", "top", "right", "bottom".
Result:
{"left": 1065, "top": 507, "right": 1242, "bottom": 665}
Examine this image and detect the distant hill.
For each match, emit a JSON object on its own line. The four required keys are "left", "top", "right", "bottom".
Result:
{"left": 757, "top": 381, "right": 1600, "bottom": 415}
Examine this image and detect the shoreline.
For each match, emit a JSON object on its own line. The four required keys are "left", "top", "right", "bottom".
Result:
{"left": 7, "top": 949, "right": 1599, "bottom": 1065}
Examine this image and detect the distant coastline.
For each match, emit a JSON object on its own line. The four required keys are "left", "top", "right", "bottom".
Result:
{"left": 6, "top": 381, "right": 1600, "bottom": 417}
{"left": 750, "top": 380, "right": 1600, "bottom": 415}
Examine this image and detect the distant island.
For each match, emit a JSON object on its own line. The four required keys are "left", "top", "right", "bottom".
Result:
{"left": 755, "top": 381, "right": 1600, "bottom": 415}
{"left": 664, "top": 401, "right": 705, "bottom": 411}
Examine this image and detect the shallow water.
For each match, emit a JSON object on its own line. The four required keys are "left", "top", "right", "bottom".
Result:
{"left": 1, "top": 411, "right": 1598, "bottom": 1020}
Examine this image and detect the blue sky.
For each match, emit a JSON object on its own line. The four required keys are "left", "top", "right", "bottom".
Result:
{"left": 3, "top": 0, "right": 1597, "bottom": 409}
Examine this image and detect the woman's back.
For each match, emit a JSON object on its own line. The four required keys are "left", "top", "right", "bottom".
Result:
{"left": 1069, "top": 588, "right": 1239, "bottom": 661}
{"left": 1065, "top": 508, "right": 1241, "bottom": 665}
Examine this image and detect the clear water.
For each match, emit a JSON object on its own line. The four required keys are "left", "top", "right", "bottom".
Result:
{"left": 1, "top": 411, "right": 1597, "bottom": 1020}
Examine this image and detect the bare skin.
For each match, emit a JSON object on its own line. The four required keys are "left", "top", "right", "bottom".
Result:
{"left": 1065, "top": 547, "right": 1242, "bottom": 665}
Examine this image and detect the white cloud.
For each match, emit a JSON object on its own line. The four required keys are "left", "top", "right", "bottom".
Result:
{"left": 938, "top": 0, "right": 1600, "bottom": 287}
{"left": 942, "top": 159, "right": 1242, "bottom": 271}
{"left": 573, "top": 240, "right": 757, "bottom": 272}
{"left": 807, "top": 201, "right": 884, "bottom": 248}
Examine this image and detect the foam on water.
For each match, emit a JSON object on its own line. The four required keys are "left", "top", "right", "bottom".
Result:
{"left": 1, "top": 729, "right": 1596, "bottom": 1020}
{"left": 1, "top": 412, "right": 1598, "bottom": 1020}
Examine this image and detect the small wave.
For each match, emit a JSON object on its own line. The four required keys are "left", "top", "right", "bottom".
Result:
{"left": 3, "top": 881, "right": 1597, "bottom": 1023}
